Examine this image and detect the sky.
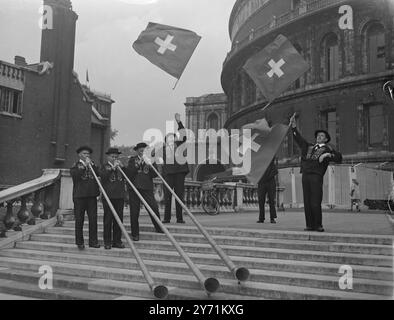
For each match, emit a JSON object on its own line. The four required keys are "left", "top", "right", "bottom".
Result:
{"left": 0, "top": 0, "right": 234, "bottom": 146}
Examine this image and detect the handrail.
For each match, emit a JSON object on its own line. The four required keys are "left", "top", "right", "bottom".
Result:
{"left": 0, "top": 170, "right": 61, "bottom": 204}
{"left": 148, "top": 164, "right": 250, "bottom": 282}
{"left": 88, "top": 164, "right": 168, "bottom": 299}
{"left": 118, "top": 167, "right": 220, "bottom": 295}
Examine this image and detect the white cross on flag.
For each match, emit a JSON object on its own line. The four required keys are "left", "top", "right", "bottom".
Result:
{"left": 234, "top": 119, "right": 289, "bottom": 185}
{"left": 243, "top": 34, "right": 310, "bottom": 102}
{"left": 133, "top": 22, "right": 201, "bottom": 80}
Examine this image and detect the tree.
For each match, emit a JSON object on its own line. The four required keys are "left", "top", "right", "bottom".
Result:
{"left": 110, "top": 128, "right": 118, "bottom": 141}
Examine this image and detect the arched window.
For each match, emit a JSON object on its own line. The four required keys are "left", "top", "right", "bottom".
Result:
{"left": 207, "top": 113, "right": 219, "bottom": 130}
{"left": 293, "top": 43, "right": 304, "bottom": 89}
{"left": 323, "top": 33, "right": 340, "bottom": 81}
{"left": 366, "top": 23, "right": 386, "bottom": 73}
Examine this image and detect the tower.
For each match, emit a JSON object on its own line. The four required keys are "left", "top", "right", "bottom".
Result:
{"left": 40, "top": 0, "right": 78, "bottom": 163}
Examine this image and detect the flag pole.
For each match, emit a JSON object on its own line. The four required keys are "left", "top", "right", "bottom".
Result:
{"left": 261, "top": 101, "right": 273, "bottom": 112}
{"left": 172, "top": 78, "right": 180, "bottom": 90}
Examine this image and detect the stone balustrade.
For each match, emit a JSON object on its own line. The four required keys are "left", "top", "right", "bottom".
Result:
{"left": 0, "top": 169, "right": 62, "bottom": 237}
{"left": 0, "top": 61, "right": 25, "bottom": 81}
{"left": 0, "top": 169, "right": 286, "bottom": 237}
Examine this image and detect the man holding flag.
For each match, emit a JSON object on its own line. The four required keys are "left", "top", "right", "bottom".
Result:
{"left": 290, "top": 115, "right": 342, "bottom": 232}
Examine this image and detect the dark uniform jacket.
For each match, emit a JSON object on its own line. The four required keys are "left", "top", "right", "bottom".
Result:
{"left": 70, "top": 160, "right": 100, "bottom": 199}
{"left": 126, "top": 156, "right": 158, "bottom": 191}
{"left": 162, "top": 121, "right": 190, "bottom": 176}
{"left": 100, "top": 162, "right": 126, "bottom": 199}
{"left": 259, "top": 159, "right": 278, "bottom": 184}
{"left": 292, "top": 128, "right": 342, "bottom": 176}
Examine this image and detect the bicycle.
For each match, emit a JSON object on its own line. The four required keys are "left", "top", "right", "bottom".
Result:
{"left": 201, "top": 177, "right": 220, "bottom": 215}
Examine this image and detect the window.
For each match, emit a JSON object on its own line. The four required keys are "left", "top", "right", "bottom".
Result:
{"left": 321, "top": 110, "right": 337, "bottom": 147}
{"left": 367, "top": 24, "right": 386, "bottom": 73}
{"left": 326, "top": 34, "right": 339, "bottom": 81}
{"left": 292, "top": 0, "right": 301, "bottom": 9}
{"left": 367, "top": 105, "right": 384, "bottom": 147}
{"left": 0, "top": 86, "right": 22, "bottom": 115}
{"left": 293, "top": 43, "right": 304, "bottom": 89}
{"left": 207, "top": 113, "right": 219, "bottom": 130}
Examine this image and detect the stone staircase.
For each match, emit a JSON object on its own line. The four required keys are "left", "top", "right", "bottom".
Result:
{"left": 0, "top": 214, "right": 393, "bottom": 300}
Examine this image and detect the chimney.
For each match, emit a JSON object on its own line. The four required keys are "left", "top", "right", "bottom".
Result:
{"left": 14, "top": 56, "right": 27, "bottom": 66}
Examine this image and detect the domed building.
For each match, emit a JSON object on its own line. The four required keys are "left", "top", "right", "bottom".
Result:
{"left": 222, "top": 0, "right": 394, "bottom": 169}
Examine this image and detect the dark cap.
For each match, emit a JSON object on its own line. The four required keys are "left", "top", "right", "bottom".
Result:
{"left": 105, "top": 147, "right": 122, "bottom": 155}
{"left": 133, "top": 143, "right": 148, "bottom": 151}
{"left": 315, "top": 130, "right": 331, "bottom": 143}
{"left": 76, "top": 146, "right": 93, "bottom": 154}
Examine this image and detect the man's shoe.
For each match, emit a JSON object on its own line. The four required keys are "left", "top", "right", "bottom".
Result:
{"left": 89, "top": 244, "right": 101, "bottom": 249}
{"left": 257, "top": 220, "right": 264, "bottom": 224}
{"left": 162, "top": 220, "right": 171, "bottom": 224}
{"left": 156, "top": 229, "right": 164, "bottom": 234}
{"left": 315, "top": 227, "right": 325, "bottom": 232}
{"left": 132, "top": 236, "right": 139, "bottom": 242}
{"left": 270, "top": 219, "right": 276, "bottom": 224}
{"left": 177, "top": 220, "right": 186, "bottom": 224}
{"left": 112, "top": 243, "right": 125, "bottom": 249}
{"left": 104, "top": 245, "right": 112, "bottom": 250}
{"left": 77, "top": 244, "right": 85, "bottom": 250}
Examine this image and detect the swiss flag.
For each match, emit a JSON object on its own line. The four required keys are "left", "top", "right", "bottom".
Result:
{"left": 234, "top": 120, "right": 289, "bottom": 185}
{"left": 133, "top": 22, "right": 201, "bottom": 80}
{"left": 243, "top": 34, "right": 310, "bottom": 102}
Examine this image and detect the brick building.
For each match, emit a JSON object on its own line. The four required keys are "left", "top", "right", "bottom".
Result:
{"left": 221, "top": 0, "right": 394, "bottom": 169}
{"left": 0, "top": 0, "right": 114, "bottom": 188}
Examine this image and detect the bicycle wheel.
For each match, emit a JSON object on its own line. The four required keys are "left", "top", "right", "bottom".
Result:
{"left": 202, "top": 193, "right": 220, "bottom": 215}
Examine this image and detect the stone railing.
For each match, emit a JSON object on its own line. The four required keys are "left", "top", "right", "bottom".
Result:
{"left": 0, "top": 169, "right": 62, "bottom": 237}
{"left": 152, "top": 179, "right": 284, "bottom": 213}
{"left": 0, "top": 168, "right": 286, "bottom": 238}
{"left": 0, "top": 61, "right": 25, "bottom": 82}
{"left": 226, "top": 0, "right": 348, "bottom": 64}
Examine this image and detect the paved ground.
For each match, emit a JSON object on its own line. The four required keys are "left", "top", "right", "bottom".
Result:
{"left": 139, "top": 209, "right": 394, "bottom": 236}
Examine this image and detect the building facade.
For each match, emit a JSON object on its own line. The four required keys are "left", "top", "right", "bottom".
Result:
{"left": 184, "top": 94, "right": 228, "bottom": 181}
{"left": 222, "top": 0, "right": 394, "bottom": 169}
{"left": 0, "top": 0, "right": 114, "bottom": 188}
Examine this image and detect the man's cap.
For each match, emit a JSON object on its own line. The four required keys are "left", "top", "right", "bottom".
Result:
{"left": 315, "top": 130, "right": 331, "bottom": 143}
{"left": 106, "top": 147, "right": 122, "bottom": 155}
{"left": 134, "top": 142, "right": 148, "bottom": 151}
{"left": 76, "top": 146, "right": 93, "bottom": 154}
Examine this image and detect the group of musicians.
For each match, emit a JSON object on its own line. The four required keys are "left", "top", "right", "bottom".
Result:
{"left": 70, "top": 114, "right": 187, "bottom": 250}
{"left": 70, "top": 113, "right": 343, "bottom": 249}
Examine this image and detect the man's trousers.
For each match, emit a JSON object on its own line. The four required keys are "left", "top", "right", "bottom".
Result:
{"left": 74, "top": 197, "right": 98, "bottom": 246}
{"left": 164, "top": 173, "right": 186, "bottom": 222}
{"left": 302, "top": 173, "right": 324, "bottom": 229}
{"left": 103, "top": 198, "right": 124, "bottom": 245}
{"left": 257, "top": 178, "right": 277, "bottom": 221}
{"left": 129, "top": 189, "right": 162, "bottom": 237}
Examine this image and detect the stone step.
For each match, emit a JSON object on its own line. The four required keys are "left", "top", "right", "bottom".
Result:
{"left": 0, "top": 268, "right": 259, "bottom": 301}
{"left": 62, "top": 220, "right": 394, "bottom": 245}
{"left": 36, "top": 231, "right": 393, "bottom": 267}
{"left": 15, "top": 241, "right": 394, "bottom": 282}
{"left": 60, "top": 223, "right": 394, "bottom": 256}
{"left": 0, "top": 277, "right": 130, "bottom": 300}
{"left": 0, "top": 257, "right": 387, "bottom": 300}
{"left": 0, "top": 293, "right": 40, "bottom": 300}
{"left": 1, "top": 248, "right": 392, "bottom": 296}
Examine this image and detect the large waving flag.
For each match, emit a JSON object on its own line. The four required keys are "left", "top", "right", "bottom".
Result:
{"left": 243, "top": 34, "right": 309, "bottom": 102}
{"left": 233, "top": 119, "right": 290, "bottom": 185}
{"left": 133, "top": 22, "right": 201, "bottom": 80}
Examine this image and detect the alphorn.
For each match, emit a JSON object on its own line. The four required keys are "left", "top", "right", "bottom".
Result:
{"left": 148, "top": 163, "right": 250, "bottom": 282}
{"left": 118, "top": 166, "right": 220, "bottom": 294}
{"left": 87, "top": 163, "right": 168, "bottom": 299}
